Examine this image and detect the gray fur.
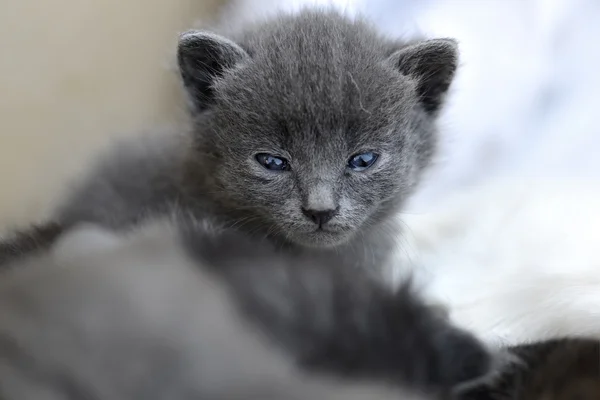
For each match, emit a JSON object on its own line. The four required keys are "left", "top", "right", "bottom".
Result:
{"left": 45, "top": 9, "right": 458, "bottom": 272}
{"left": 0, "top": 216, "right": 491, "bottom": 399}
{"left": 55, "top": 128, "right": 193, "bottom": 230}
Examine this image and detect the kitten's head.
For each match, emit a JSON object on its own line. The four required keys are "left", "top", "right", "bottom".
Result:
{"left": 178, "top": 11, "right": 458, "bottom": 248}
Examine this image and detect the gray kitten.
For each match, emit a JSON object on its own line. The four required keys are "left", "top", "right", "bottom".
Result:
{"left": 0, "top": 11, "right": 482, "bottom": 397}
{"left": 1, "top": 9, "right": 458, "bottom": 271}
{"left": 0, "top": 216, "right": 492, "bottom": 399}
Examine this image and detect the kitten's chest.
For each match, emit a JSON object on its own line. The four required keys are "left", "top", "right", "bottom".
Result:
{"left": 305, "top": 235, "right": 396, "bottom": 275}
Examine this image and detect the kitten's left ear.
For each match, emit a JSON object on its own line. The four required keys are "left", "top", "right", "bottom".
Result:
{"left": 177, "top": 31, "right": 250, "bottom": 111}
{"left": 388, "top": 39, "right": 458, "bottom": 115}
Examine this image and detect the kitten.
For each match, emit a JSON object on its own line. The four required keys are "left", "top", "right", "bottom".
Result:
{"left": 0, "top": 9, "right": 458, "bottom": 272}
{"left": 458, "top": 337, "right": 600, "bottom": 400}
{"left": 0, "top": 216, "right": 492, "bottom": 399}
{"left": 0, "top": 11, "right": 478, "bottom": 396}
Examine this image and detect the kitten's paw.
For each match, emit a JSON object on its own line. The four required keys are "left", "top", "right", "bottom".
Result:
{"left": 434, "top": 327, "right": 496, "bottom": 389}
{"left": 428, "top": 302, "right": 451, "bottom": 320}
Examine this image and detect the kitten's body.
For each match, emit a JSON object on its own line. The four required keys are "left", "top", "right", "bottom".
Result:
{"left": 0, "top": 216, "right": 491, "bottom": 399}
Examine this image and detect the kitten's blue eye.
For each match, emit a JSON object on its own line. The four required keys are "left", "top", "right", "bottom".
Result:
{"left": 347, "top": 152, "right": 379, "bottom": 171}
{"left": 255, "top": 153, "right": 290, "bottom": 171}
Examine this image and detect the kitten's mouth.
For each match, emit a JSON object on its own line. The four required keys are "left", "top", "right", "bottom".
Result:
{"left": 315, "top": 225, "right": 344, "bottom": 235}
{"left": 288, "top": 225, "right": 353, "bottom": 248}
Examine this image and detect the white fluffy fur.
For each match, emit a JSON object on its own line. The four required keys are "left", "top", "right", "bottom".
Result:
{"left": 390, "top": 179, "right": 600, "bottom": 347}
{"left": 380, "top": 0, "right": 600, "bottom": 346}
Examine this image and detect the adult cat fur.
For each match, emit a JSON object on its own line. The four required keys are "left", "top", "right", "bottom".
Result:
{"left": 389, "top": 179, "right": 600, "bottom": 346}
{"left": 0, "top": 216, "right": 493, "bottom": 399}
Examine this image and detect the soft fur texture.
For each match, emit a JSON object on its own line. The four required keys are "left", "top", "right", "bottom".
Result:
{"left": 389, "top": 179, "right": 600, "bottom": 346}
{"left": 0, "top": 216, "right": 493, "bottom": 399}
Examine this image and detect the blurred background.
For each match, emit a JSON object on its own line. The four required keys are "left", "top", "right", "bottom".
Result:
{"left": 0, "top": 0, "right": 224, "bottom": 227}
{"left": 1, "top": 0, "right": 599, "bottom": 225}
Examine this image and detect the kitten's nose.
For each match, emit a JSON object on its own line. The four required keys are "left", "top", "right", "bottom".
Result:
{"left": 302, "top": 207, "right": 338, "bottom": 226}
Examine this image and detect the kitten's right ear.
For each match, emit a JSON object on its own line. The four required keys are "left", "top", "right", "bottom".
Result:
{"left": 177, "top": 31, "right": 249, "bottom": 111}
{"left": 387, "top": 38, "right": 459, "bottom": 115}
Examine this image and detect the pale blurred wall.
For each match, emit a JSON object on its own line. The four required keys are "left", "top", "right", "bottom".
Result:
{"left": 0, "top": 0, "right": 224, "bottom": 229}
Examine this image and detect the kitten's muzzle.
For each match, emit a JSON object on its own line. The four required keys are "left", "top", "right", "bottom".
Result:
{"left": 301, "top": 206, "right": 340, "bottom": 227}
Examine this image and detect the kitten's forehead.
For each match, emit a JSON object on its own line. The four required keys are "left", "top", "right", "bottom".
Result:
{"left": 214, "top": 12, "right": 415, "bottom": 149}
